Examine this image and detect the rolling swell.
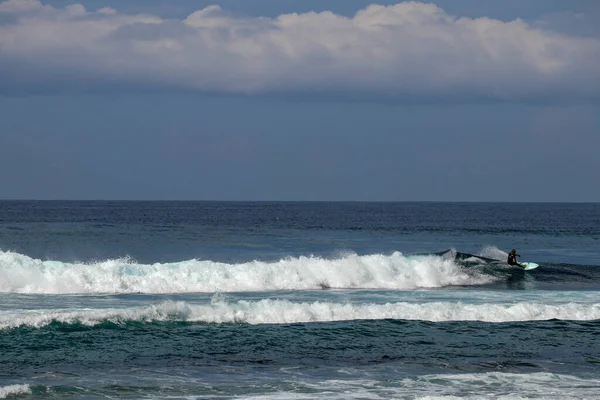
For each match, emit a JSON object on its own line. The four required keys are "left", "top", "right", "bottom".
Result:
{"left": 2, "top": 318, "right": 599, "bottom": 376}
{"left": 436, "top": 249, "right": 600, "bottom": 289}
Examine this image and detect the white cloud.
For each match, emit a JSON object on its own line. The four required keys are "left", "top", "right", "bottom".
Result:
{"left": 0, "top": 0, "right": 598, "bottom": 101}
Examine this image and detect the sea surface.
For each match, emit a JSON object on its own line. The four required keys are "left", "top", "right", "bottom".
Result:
{"left": 1, "top": 201, "right": 599, "bottom": 399}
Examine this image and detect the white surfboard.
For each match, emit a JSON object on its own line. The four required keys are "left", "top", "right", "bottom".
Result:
{"left": 520, "top": 262, "right": 539, "bottom": 271}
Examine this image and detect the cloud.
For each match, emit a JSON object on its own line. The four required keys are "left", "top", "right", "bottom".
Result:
{"left": 0, "top": 0, "right": 598, "bottom": 101}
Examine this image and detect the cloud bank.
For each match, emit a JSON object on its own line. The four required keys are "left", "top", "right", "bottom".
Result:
{"left": 0, "top": 0, "right": 599, "bottom": 101}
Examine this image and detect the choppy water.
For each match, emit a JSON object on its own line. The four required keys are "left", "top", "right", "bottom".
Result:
{"left": 1, "top": 201, "right": 599, "bottom": 399}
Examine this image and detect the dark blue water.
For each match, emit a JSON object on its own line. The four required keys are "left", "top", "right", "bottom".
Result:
{"left": 1, "top": 201, "right": 599, "bottom": 399}
{"left": 2, "top": 201, "right": 599, "bottom": 264}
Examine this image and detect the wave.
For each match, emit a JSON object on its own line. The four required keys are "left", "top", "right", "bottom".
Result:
{"left": 433, "top": 247, "right": 506, "bottom": 264}
{"left": 0, "top": 385, "right": 30, "bottom": 399}
{"left": 2, "top": 299, "right": 599, "bottom": 329}
{"left": 0, "top": 250, "right": 493, "bottom": 294}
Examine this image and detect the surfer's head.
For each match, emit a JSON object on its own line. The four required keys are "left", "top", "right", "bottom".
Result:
{"left": 511, "top": 249, "right": 516, "bottom": 254}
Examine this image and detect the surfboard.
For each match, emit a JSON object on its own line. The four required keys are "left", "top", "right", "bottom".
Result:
{"left": 520, "top": 262, "right": 539, "bottom": 271}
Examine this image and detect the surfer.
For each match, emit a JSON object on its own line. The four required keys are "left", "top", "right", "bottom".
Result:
{"left": 507, "top": 249, "right": 524, "bottom": 268}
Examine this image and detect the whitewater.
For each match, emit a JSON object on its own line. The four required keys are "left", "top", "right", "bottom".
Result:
{"left": 0, "top": 249, "right": 494, "bottom": 294}
{"left": 2, "top": 298, "right": 600, "bottom": 330}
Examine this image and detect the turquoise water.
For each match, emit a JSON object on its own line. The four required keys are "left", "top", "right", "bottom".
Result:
{"left": 1, "top": 201, "right": 599, "bottom": 399}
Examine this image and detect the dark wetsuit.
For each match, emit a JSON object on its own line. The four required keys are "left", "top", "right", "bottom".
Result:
{"left": 507, "top": 253, "right": 520, "bottom": 265}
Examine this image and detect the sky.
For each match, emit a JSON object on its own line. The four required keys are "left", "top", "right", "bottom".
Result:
{"left": 0, "top": 0, "right": 599, "bottom": 201}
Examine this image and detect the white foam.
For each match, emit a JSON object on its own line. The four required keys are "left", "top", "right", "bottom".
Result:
{"left": 2, "top": 299, "right": 599, "bottom": 329}
{"left": 207, "top": 373, "right": 600, "bottom": 400}
{"left": 0, "top": 250, "right": 492, "bottom": 294}
{"left": 0, "top": 384, "right": 31, "bottom": 399}
{"left": 408, "top": 372, "right": 600, "bottom": 400}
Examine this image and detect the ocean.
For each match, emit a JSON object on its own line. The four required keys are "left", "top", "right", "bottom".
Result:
{"left": 1, "top": 201, "right": 599, "bottom": 399}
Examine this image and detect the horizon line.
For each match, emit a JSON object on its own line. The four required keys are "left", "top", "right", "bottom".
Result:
{"left": 1, "top": 199, "right": 598, "bottom": 204}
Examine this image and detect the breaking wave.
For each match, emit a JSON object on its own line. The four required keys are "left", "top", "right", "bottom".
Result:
{"left": 2, "top": 298, "right": 599, "bottom": 329}
{"left": 0, "top": 384, "right": 31, "bottom": 399}
{"left": 0, "top": 250, "right": 493, "bottom": 294}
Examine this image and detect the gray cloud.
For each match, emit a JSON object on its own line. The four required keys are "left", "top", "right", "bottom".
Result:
{"left": 0, "top": 0, "right": 599, "bottom": 101}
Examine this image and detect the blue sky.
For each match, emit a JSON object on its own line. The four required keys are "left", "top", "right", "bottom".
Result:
{"left": 0, "top": 0, "right": 599, "bottom": 201}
